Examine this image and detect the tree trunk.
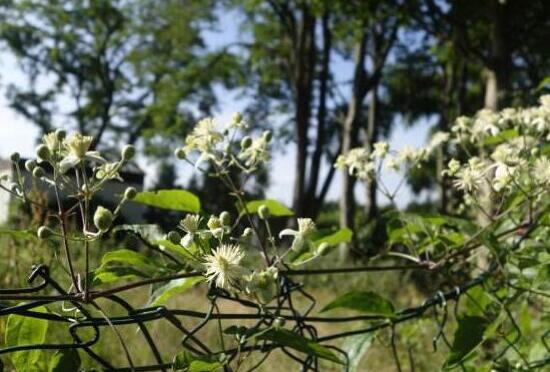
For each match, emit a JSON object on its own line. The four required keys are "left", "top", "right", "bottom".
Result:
{"left": 339, "top": 35, "right": 368, "bottom": 260}
{"left": 306, "top": 12, "right": 331, "bottom": 218}
{"left": 365, "top": 86, "right": 379, "bottom": 219}
{"left": 291, "top": 10, "right": 316, "bottom": 218}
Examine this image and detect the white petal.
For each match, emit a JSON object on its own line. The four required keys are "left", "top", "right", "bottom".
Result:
{"left": 279, "top": 229, "right": 298, "bottom": 238}
{"left": 59, "top": 155, "right": 80, "bottom": 174}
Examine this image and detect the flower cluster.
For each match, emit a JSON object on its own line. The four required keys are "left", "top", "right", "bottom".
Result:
{"left": 175, "top": 113, "right": 271, "bottom": 173}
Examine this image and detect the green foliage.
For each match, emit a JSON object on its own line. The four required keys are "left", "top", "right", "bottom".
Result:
{"left": 48, "top": 349, "right": 81, "bottom": 372}
{"left": 243, "top": 199, "right": 294, "bottom": 217}
{"left": 148, "top": 277, "right": 205, "bottom": 306}
{"left": 343, "top": 332, "right": 378, "bottom": 372}
{"left": 5, "top": 306, "right": 49, "bottom": 372}
{"left": 443, "top": 316, "right": 490, "bottom": 369}
{"left": 132, "top": 189, "right": 201, "bottom": 213}
{"left": 173, "top": 351, "right": 225, "bottom": 371}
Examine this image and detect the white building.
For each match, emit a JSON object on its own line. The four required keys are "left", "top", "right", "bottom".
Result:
{"left": 0, "top": 158, "right": 147, "bottom": 225}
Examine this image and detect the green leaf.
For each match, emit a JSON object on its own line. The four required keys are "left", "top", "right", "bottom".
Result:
{"left": 443, "top": 316, "right": 490, "bottom": 369}
{"left": 312, "top": 228, "right": 353, "bottom": 247}
{"left": 93, "top": 266, "right": 150, "bottom": 285}
{"left": 243, "top": 199, "right": 294, "bottom": 217}
{"left": 113, "top": 224, "right": 164, "bottom": 240}
{"left": 257, "top": 329, "right": 343, "bottom": 364}
{"left": 173, "top": 351, "right": 224, "bottom": 371}
{"left": 148, "top": 276, "right": 205, "bottom": 306}
{"left": 48, "top": 349, "right": 81, "bottom": 372}
{"left": 343, "top": 332, "right": 377, "bottom": 372}
{"left": 483, "top": 129, "right": 519, "bottom": 146}
{"left": 100, "top": 249, "right": 158, "bottom": 275}
{"left": 131, "top": 189, "right": 200, "bottom": 212}
{"left": 321, "top": 291, "right": 395, "bottom": 318}
{"left": 6, "top": 306, "right": 49, "bottom": 372}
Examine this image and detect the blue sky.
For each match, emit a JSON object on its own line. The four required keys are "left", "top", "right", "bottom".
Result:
{"left": 0, "top": 9, "right": 435, "bottom": 208}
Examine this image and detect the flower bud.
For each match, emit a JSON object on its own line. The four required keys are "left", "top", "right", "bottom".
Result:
{"left": 175, "top": 148, "right": 186, "bottom": 160}
{"left": 242, "top": 227, "right": 253, "bottom": 239}
{"left": 10, "top": 152, "right": 20, "bottom": 163}
{"left": 232, "top": 112, "right": 243, "bottom": 124}
{"left": 531, "top": 147, "right": 539, "bottom": 157}
{"left": 32, "top": 166, "right": 45, "bottom": 178}
{"left": 121, "top": 145, "right": 136, "bottom": 161}
{"left": 36, "top": 144, "right": 50, "bottom": 161}
{"left": 124, "top": 187, "right": 137, "bottom": 200}
{"left": 258, "top": 205, "right": 270, "bottom": 220}
{"left": 93, "top": 206, "right": 114, "bottom": 232}
{"left": 55, "top": 129, "right": 67, "bottom": 141}
{"left": 25, "top": 159, "right": 37, "bottom": 172}
{"left": 240, "top": 136, "right": 252, "bottom": 149}
{"left": 262, "top": 130, "right": 272, "bottom": 143}
{"left": 220, "top": 211, "right": 231, "bottom": 226}
{"left": 166, "top": 231, "right": 181, "bottom": 245}
{"left": 37, "top": 226, "right": 54, "bottom": 240}
{"left": 273, "top": 317, "right": 286, "bottom": 328}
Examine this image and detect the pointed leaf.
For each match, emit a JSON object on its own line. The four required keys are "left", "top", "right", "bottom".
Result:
{"left": 343, "top": 332, "right": 377, "bottom": 372}
{"left": 6, "top": 306, "right": 49, "bottom": 372}
{"left": 131, "top": 189, "right": 200, "bottom": 212}
{"left": 321, "top": 291, "right": 395, "bottom": 318}
{"left": 312, "top": 228, "right": 353, "bottom": 247}
{"left": 443, "top": 316, "right": 490, "bottom": 369}
{"left": 257, "top": 329, "right": 343, "bottom": 364}
{"left": 173, "top": 351, "right": 224, "bottom": 371}
{"left": 243, "top": 199, "right": 293, "bottom": 217}
{"left": 148, "top": 276, "right": 205, "bottom": 306}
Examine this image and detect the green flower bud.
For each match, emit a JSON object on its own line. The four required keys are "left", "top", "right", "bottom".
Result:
{"left": 220, "top": 211, "right": 231, "bottom": 226}
{"left": 32, "top": 166, "right": 45, "bottom": 178}
{"left": 93, "top": 206, "right": 114, "bottom": 232}
{"left": 273, "top": 317, "right": 286, "bottom": 328}
{"left": 242, "top": 227, "right": 253, "bottom": 238}
{"left": 124, "top": 187, "right": 138, "bottom": 200}
{"left": 36, "top": 144, "right": 50, "bottom": 161}
{"left": 25, "top": 159, "right": 37, "bottom": 172}
{"left": 175, "top": 148, "right": 186, "bottom": 160}
{"left": 10, "top": 152, "right": 20, "bottom": 163}
{"left": 258, "top": 205, "right": 270, "bottom": 220}
{"left": 241, "top": 136, "right": 252, "bottom": 149}
{"left": 121, "top": 145, "right": 136, "bottom": 161}
{"left": 232, "top": 112, "right": 243, "bottom": 124}
{"left": 166, "top": 231, "right": 181, "bottom": 245}
{"left": 37, "top": 226, "right": 54, "bottom": 239}
{"left": 262, "top": 130, "right": 273, "bottom": 143}
{"left": 55, "top": 129, "right": 67, "bottom": 141}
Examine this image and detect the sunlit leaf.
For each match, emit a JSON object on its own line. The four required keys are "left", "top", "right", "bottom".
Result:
{"left": 148, "top": 276, "right": 205, "bottom": 306}
{"left": 6, "top": 306, "right": 49, "bottom": 372}
{"left": 131, "top": 189, "right": 200, "bottom": 212}
{"left": 343, "top": 332, "right": 377, "bottom": 372}
{"left": 243, "top": 199, "right": 293, "bottom": 217}
{"left": 173, "top": 351, "right": 224, "bottom": 371}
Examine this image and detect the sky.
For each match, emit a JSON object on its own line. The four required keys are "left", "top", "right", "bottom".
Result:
{"left": 0, "top": 9, "right": 435, "bottom": 209}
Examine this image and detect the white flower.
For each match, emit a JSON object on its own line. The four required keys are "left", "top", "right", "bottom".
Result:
{"left": 42, "top": 133, "right": 60, "bottom": 151}
{"left": 533, "top": 157, "right": 550, "bottom": 185}
{"left": 335, "top": 148, "right": 375, "bottom": 181}
{"left": 539, "top": 95, "right": 550, "bottom": 109}
{"left": 279, "top": 218, "right": 316, "bottom": 251}
{"left": 427, "top": 132, "right": 450, "bottom": 153}
{"left": 179, "top": 214, "right": 201, "bottom": 248}
{"left": 239, "top": 136, "right": 269, "bottom": 168}
{"left": 492, "top": 163, "right": 516, "bottom": 192}
{"left": 203, "top": 244, "right": 247, "bottom": 290}
{"left": 371, "top": 141, "right": 389, "bottom": 159}
{"left": 385, "top": 156, "right": 401, "bottom": 172}
{"left": 207, "top": 216, "right": 225, "bottom": 239}
{"left": 59, "top": 133, "right": 105, "bottom": 173}
{"left": 444, "top": 159, "right": 461, "bottom": 176}
{"left": 452, "top": 159, "right": 485, "bottom": 193}
{"left": 183, "top": 118, "right": 223, "bottom": 166}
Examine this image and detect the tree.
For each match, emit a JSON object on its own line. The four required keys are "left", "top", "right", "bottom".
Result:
{"left": 0, "top": 0, "right": 236, "bottom": 154}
